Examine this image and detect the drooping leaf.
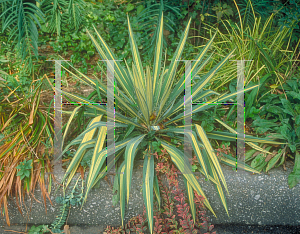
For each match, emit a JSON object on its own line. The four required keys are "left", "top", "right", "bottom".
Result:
{"left": 288, "top": 151, "right": 300, "bottom": 189}
{"left": 266, "top": 149, "right": 283, "bottom": 172}
{"left": 142, "top": 152, "right": 154, "bottom": 234}
{"left": 281, "top": 99, "right": 295, "bottom": 117}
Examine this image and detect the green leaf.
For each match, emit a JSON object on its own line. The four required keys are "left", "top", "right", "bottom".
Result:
{"left": 266, "top": 149, "right": 283, "bottom": 172}
{"left": 137, "top": 5, "right": 144, "bottom": 15}
{"left": 280, "top": 124, "right": 292, "bottom": 142}
{"left": 288, "top": 151, "right": 300, "bottom": 189}
{"left": 125, "top": 135, "right": 147, "bottom": 205}
{"left": 296, "top": 126, "right": 300, "bottom": 140}
{"left": 153, "top": 171, "right": 160, "bottom": 209}
{"left": 17, "top": 171, "right": 23, "bottom": 177}
{"left": 251, "top": 154, "right": 265, "bottom": 168}
{"left": 275, "top": 150, "right": 286, "bottom": 168}
{"left": 281, "top": 99, "right": 295, "bottom": 117}
{"left": 265, "top": 104, "right": 283, "bottom": 115}
{"left": 24, "top": 170, "right": 30, "bottom": 178}
{"left": 245, "top": 149, "right": 257, "bottom": 162}
{"left": 126, "top": 4, "right": 135, "bottom": 12}
{"left": 191, "top": 164, "right": 198, "bottom": 172}
{"left": 295, "top": 116, "right": 300, "bottom": 125}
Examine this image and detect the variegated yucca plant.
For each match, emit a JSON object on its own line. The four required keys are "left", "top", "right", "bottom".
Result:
{"left": 56, "top": 12, "right": 285, "bottom": 233}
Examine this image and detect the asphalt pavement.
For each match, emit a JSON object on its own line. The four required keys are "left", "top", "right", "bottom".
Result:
{"left": 1, "top": 224, "right": 300, "bottom": 234}
{"left": 211, "top": 224, "right": 300, "bottom": 234}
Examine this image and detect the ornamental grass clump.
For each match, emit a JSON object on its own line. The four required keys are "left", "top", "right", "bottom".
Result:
{"left": 0, "top": 78, "right": 54, "bottom": 226}
{"left": 56, "top": 10, "right": 284, "bottom": 234}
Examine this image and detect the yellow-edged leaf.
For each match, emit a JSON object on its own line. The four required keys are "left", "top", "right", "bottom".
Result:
{"left": 195, "top": 124, "right": 229, "bottom": 195}
{"left": 119, "top": 162, "right": 126, "bottom": 226}
{"left": 142, "top": 153, "right": 154, "bottom": 234}
{"left": 185, "top": 178, "right": 196, "bottom": 223}
{"left": 160, "top": 141, "right": 217, "bottom": 218}
{"left": 125, "top": 135, "right": 146, "bottom": 204}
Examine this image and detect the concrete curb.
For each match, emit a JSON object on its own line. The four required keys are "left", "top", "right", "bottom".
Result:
{"left": 3, "top": 160, "right": 300, "bottom": 227}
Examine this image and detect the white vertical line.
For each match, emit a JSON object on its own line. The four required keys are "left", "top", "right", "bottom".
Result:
{"left": 107, "top": 60, "right": 115, "bottom": 174}
{"left": 184, "top": 60, "right": 193, "bottom": 174}
{"left": 237, "top": 60, "right": 245, "bottom": 171}
{"left": 54, "top": 60, "right": 63, "bottom": 174}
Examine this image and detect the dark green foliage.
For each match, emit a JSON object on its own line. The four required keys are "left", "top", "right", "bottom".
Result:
{"left": 0, "top": 0, "right": 45, "bottom": 75}
{"left": 276, "top": 0, "right": 300, "bottom": 44}
{"left": 252, "top": 82, "right": 300, "bottom": 153}
{"left": 41, "top": 0, "right": 86, "bottom": 37}
{"left": 248, "top": 76, "right": 300, "bottom": 186}
{"left": 136, "top": 0, "right": 183, "bottom": 62}
{"left": 236, "top": 0, "right": 274, "bottom": 26}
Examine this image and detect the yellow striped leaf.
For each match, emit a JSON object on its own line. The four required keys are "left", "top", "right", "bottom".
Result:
{"left": 119, "top": 162, "right": 126, "bottom": 226}
{"left": 184, "top": 178, "right": 196, "bottom": 223}
{"left": 142, "top": 152, "right": 154, "bottom": 234}
{"left": 153, "top": 171, "right": 160, "bottom": 209}
{"left": 160, "top": 141, "right": 217, "bottom": 218}
{"left": 195, "top": 124, "right": 229, "bottom": 195}
{"left": 125, "top": 135, "right": 147, "bottom": 204}
{"left": 202, "top": 148, "right": 229, "bottom": 217}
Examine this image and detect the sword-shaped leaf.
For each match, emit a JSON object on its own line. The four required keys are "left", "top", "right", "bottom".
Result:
{"left": 160, "top": 140, "right": 217, "bottom": 218}
{"left": 142, "top": 152, "right": 154, "bottom": 234}
{"left": 184, "top": 177, "right": 196, "bottom": 223}
{"left": 195, "top": 124, "right": 229, "bottom": 195}
{"left": 125, "top": 135, "right": 147, "bottom": 204}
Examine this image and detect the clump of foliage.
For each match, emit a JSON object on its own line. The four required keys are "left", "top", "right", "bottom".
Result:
{"left": 0, "top": 0, "right": 45, "bottom": 75}
{"left": 0, "top": 77, "right": 53, "bottom": 226}
{"left": 248, "top": 76, "right": 300, "bottom": 188}
{"left": 41, "top": 0, "right": 86, "bottom": 38}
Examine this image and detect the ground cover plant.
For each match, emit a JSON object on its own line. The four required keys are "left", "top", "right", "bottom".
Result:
{"left": 53, "top": 9, "right": 285, "bottom": 234}
{"left": 247, "top": 76, "right": 300, "bottom": 188}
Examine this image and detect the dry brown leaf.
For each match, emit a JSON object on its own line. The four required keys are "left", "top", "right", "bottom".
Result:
{"left": 252, "top": 145, "right": 267, "bottom": 159}
{"left": 3, "top": 195, "right": 10, "bottom": 226}
{"left": 161, "top": 136, "right": 171, "bottom": 142}
{"left": 15, "top": 178, "right": 23, "bottom": 215}
{"left": 38, "top": 177, "right": 47, "bottom": 214}
{"left": 31, "top": 191, "right": 42, "bottom": 204}
{"left": 64, "top": 225, "right": 70, "bottom": 234}
{"left": 33, "top": 164, "right": 41, "bottom": 192}
{"left": 283, "top": 162, "right": 287, "bottom": 171}
{"left": 265, "top": 150, "right": 277, "bottom": 162}
{"left": 79, "top": 166, "right": 84, "bottom": 180}
{"left": 140, "top": 123, "right": 148, "bottom": 129}
{"left": 29, "top": 101, "right": 35, "bottom": 125}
